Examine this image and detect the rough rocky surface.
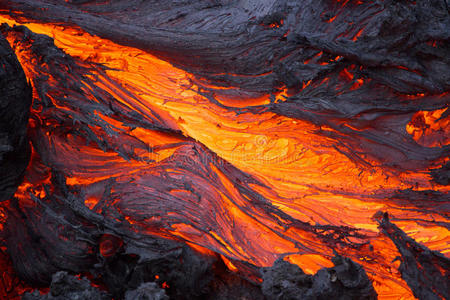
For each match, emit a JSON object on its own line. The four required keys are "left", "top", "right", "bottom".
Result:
{"left": 22, "top": 273, "right": 171, "bottom": 300}
{"left": 261, "top": 254, "right": 377, "bottom": 300}
{"left": 124, "top": 283, "right": 169, "bottom": 300}
{"left": 22, "top": 254, "right": 378, "bottom": 300}
{"left": 21, "top": 272, "right": 109, "bottom": 300}
{"left": 0, "top": 31, "right": 32, "bottom": 202}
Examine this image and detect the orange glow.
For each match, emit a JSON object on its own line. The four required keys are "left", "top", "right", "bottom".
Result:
{"left": 284, "top": 254, "right": 334, "bottom": 274}
{"left": 1, "top": 14, "right": 448, "bottom": 300}
{"left": 221, "top": 255, "right": 239, "bottom": 272}
{"left": 352, "top": 27, "right": 365, "bottom": 41}
{"left": 406, "top": 108, "right": 449, "bottom": 147}
{"left": 327, "top": 15, "right": 338, "bottom": 23}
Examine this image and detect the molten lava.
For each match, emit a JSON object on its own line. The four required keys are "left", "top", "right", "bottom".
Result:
{"left": 0, "top": 1, "right": 448, "bottom": 299}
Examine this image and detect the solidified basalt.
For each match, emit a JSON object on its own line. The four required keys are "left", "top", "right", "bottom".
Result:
{"left": 261, "top": 254, "right": 377, "bottom": 300}
{"left": 0, "top": 31, "right": 31, "bottom": 202}
{"left": 22, "top": 272, "right": 171, "bottom": 300}
{"left": 22, "top": 272, "right": 110, "bottom": 300}
{"left": 124, "top": 283, "right": 169, "bottom": 300}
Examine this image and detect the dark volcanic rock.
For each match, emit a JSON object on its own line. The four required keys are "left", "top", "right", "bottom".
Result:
{"left": 261, "top": 254, "right": 377, "bottom": 300}
{"left": 0, "top": 31, "right": 32, "bottom": 201}
{"left": 22, "top": 271, "right": 109, "bottom": 300}
{"left": 2, "top": 0, "right": 449, "bottom": 94}
{"left": 377, "top": 212, "right": 450, "bottom": 300}
{"left": 124, "top": 282, "right": 169, "bottom": 300}
{"left": 98, "top": 243, "right": 216, "bottom": 299}
{"left": 22, "top": 277, "right": 170, "bottom": 300}
{"left": 204, "top": 258, "right": 264, "bottom": 300}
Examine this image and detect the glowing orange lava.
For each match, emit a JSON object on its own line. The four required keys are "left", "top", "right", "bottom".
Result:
{"left": 1, "top": 15, "right": 449, "bottom": 299}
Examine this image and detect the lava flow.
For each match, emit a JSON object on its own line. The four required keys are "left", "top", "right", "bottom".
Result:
{"left": 0, "top": 1, "right": 449, "bottom": 299}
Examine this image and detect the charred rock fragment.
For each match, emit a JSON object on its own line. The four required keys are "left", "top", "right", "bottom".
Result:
{"left": 97, "top": 243, "right": 216, "bottom": 299}
{"left": 124, "top": 282, "right": 168, "bottom": 300}
{"left": 203, "top": 258, "right": 264, "bottom": 300}
{"left": 21, "top": 271, "right": 109, "bottom": 300}
{"left": 0, "top": 31, "right": 31, "bottom": 202}
{"left": 261, "top": 254, "right": 377, "bottom": 300}
{"left": 261, "top": 258, "right": 311, "bottom": 299}
{"left": 95, "top": 239, "right": 264, "bottom": 299}
{"left": 21, "top": 273, "right": 170, "bottom": 300}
